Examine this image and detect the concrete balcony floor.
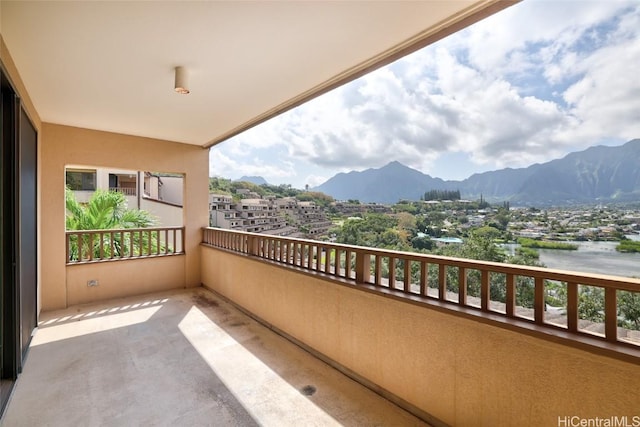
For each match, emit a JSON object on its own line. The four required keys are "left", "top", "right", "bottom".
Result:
{"left": 2, "top": 287, "right": 427, "bottom": 426}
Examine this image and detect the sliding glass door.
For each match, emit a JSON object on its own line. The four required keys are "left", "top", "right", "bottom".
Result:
{"left": 0, "top": 68, "right": 37, "bottom": 415}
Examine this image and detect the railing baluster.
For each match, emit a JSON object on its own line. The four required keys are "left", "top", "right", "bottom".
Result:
{"left": 315, "top": 245, "right": 321, "bottom": 271}
{"left": 375, "top": 255, "right": 382, "bottom": 286}
{"left": 534, "top": 277, "right": 544, "bottom": 324}
{"left": 605, "top": 287, "right": 617, "bottom": 342}
{"left": 108, "top": 230, "right": 112, "bottom": 257}
{"left": 66, "top": 233, "right": 71, "bottom": 263}
{"left": 438, "top": 264, "right": 446, "bottom": 300}
{"left": 99, "top": 232, "right": 104, "bottom": 259}
{"left": 164, "top": 229, "right": 168, "bottom": 254}
{"left": 286, "top": 241, "right": 291, "bottom": 264}
{"left": 567, "top": 282, "right": 578, "bottom": 332}
{"left": 404, "top": 259, "right": 411, "bottom": 293}
{"left": 292, "top": 242, "right": 298, "bottom": 266}
{"left": 345, "top": 250, "right": 352, "bottom": 279}
{"left": 505, "top": 273, "right": 515, "bottom": 317}
{"left": 88, "top": 233, "right": 93, "bottom": 261}
{"left": 173, "top": 228, "right": 177, "bottom": 253}
{"left": 481, "top": 270, "right": 489, "bottom": 311}
{"left": 459, "top": 267, "right": 467, "bottom": 305}
{"left": 298, "top": 242, "right": 303, "bottom": 265}
{"left": 355, "top": 251, "right": 370, "bottom": 284}
{"left": 324, "top": 246, "right": 331, "bottom": 273}
{"left": 389, "top": 257, "right": 396, "bottom": 289}
{"left": 420, "top": 262, "right": 427, "bottom": 296}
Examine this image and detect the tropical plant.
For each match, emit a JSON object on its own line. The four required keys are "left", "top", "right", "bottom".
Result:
{"left": 66, "top": 188, "right": 158, "bottom": 260}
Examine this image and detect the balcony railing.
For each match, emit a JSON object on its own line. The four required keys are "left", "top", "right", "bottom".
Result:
{"left": 109, "top": 186, "right": 137, "bottom": 196}
{"left": 202, "top": 228, "right": 640, "bottom": 351}
{"left": 66, "top": 226, "right": 185, "bottom": 264}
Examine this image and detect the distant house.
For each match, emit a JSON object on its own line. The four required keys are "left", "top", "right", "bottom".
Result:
{"left": 432, "top": 237, "right": 463, "bottom": 245}
{"left": 209, "top": 194, "right": 331, "bottom": 237}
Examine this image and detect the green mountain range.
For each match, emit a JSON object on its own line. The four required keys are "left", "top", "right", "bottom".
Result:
{"left": 314, "top": 139, "right": 640, "bottom": 205}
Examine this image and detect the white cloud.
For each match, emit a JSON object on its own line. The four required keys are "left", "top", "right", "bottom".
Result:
{"left": 209, "top": 149, "right": 295, "bottom": 183}
{"left": 304, "top": 175, "right": 328, "bottom": 188}
{"left": 560, "top": 9, "right": 640, "bottom": 143}
{"left": 459, "top": 0, "right": 635, "bottom": 77}
{"left": 211, "top": 1, "right": 640, "bottom": 182}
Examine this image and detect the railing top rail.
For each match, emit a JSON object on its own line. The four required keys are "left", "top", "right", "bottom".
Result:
{"left": 202, "top": 227, "right": 640, "bottom": 290}
{"left": 67, "top": 226, "right": 184, "bottom": 234}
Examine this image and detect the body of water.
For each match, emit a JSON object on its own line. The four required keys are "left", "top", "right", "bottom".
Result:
{"left": 502, "top": 236, "right": 640, "bottom": 278}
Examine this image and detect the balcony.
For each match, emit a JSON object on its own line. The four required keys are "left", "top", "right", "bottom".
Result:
{"left": 200, "top": 228, "right": 640, "bottom": 425}
{"left": 109, "top": 186, "right": 137, "bottom": 196}
{"left": 3, "top": 228, "right": 640, "bottom": 425}
{"left": 3, "top": 287, "right": 424, "bottom": 426}
{"left": 2, "top": 1, "right": 639, "bottom": 424}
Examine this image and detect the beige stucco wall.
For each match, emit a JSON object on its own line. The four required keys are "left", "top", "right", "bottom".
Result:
{"left": 2, "top": 39, "right": 208, "bottom": 312}
{"left": 0, "top": 36, "right": 41, "bottom": 130}
{"left": 201, "top": 246, "right": 640, "bottom": 426}
{"left": 159, "top": 176, "right": 183, "bottom": 206}
{"left": 42, "top": 123, "right": 208, "bottom": 310}
{"left": 66, "top": 256, "right": 185, "bottom": 306}
{"left": 141, "top": 198, "right": 184, "bottom": 227}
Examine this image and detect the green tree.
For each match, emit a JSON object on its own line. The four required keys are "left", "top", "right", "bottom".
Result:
{"left": 491, "top": 210, "right": 510, "bottom": 231}
{"left": 209, "top": 177, "right": 232, "bottom": 193}
{"left": 296, "top": 191, "right": 334, "bottom": 207}
{"left": 578, "top": 286, "right": 605, "bottom": 323}
{"left": 618, "top": 291, "right": 640, "bottom": 330}
{"left": 411, "top": 236, "right": 434, "bottom": 251}
{"left": 474, "top": 226, "right": 502, "bottom": 240}
{"left": 334, "top": 214, "right": 399, "bottom": 248}
{"left": 66, "top": 188, "right": 157, "bottom": 260}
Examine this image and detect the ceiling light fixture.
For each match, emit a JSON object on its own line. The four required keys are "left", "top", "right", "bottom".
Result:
{"left": 174, "top": 66, "right": 190, "bottom": 94}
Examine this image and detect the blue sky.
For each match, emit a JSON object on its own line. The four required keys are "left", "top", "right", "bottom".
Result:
{"left": 210, "top": 0, "right": 640, "bottom": 188}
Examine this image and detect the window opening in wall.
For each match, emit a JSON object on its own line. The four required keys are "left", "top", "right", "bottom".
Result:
{"left": 65, "top": 167, "right": 184, "bottom": 228}
{"left": 65, "top": 169, "right": 96, "bottom": 191}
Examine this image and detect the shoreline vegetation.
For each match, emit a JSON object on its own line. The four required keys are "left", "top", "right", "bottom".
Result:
{"left": 517, "top": 238, "right": 578, "bottom": 250}
{"left": 616, "top": 240, "right": 640, "bottom": 253}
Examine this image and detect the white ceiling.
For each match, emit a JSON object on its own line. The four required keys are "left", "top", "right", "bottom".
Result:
{"left": 1, "top": 1, "right": 512, "bottom": 148}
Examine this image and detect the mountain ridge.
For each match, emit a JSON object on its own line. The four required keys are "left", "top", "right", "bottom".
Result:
{"left": 237, "top": 175, "right": 268, "bottom": 185}
{"left": 313, "top": 139, "right": 640, "bottom": 205}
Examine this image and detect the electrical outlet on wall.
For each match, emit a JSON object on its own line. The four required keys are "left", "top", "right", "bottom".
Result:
{"left": 87, "top": 279, "right": 99, "bottom": 287}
